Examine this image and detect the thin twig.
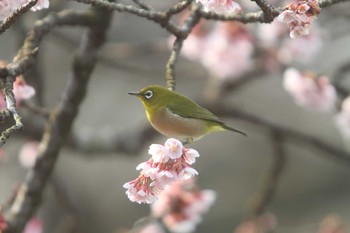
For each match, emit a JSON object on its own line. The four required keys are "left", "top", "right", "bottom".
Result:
{"left": 0, "top": 0, "right": 39, "bottom": 35}
{"left": 165, "top": 3, "right": 201, "bottom": 90}
{"left": 0, "top": 76, "right": 23, "bottom": 147}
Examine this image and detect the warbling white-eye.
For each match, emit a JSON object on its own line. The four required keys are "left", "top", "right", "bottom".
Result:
{"left": 128, "top": 85, "right": 246, "bottom": 143}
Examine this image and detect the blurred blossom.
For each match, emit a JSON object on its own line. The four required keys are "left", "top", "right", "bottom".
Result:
{"left": 234, "top": 213, "right": 277, "bottom": 233}
{"left": 278, "top": 23, "right": 323, "bottom": 64}
{"left": 318, "top": 214, "right": 345, "bottom": 233}
{"left": 23, "top": 217, "right": 43, "bottom": 233}
{"left": 201, "top": 22, "right": 254, "bottom": 80}
{"left": 18, "top": 141, "right": 40, "bottom": 169}
{"left": 139, "top": 222, "right": 165, "bottom": 233}
{"left": 196, "top": 0, "right": 241, "bottom": 14}
{"left": 283, "top": 68, "right": 337, "bottom": 112}
{"left": 175, "top": 20, "right": 209, "bottom": 61}
{"left": 124, "top": 139, "right": 200, "bottom": 204}
{"left": 0, "top": 0, "right": 49, "bottom": 20}
{"left": 335, "top": 97, "right": 350, "bottom": 138}
{"left": 257, "top": 21, "right": 288, "bottom": 47}
{"left": 278, "top": 0, "right": 320, "bottom": 38}
{"left": 151, "top": 179, "right": 216, "bottom": 233}
{"left": 0, "top": 61, "right": 36, "bottom": 110}
{"left": 0, "top": 214, "right": 7, "bottom": 232}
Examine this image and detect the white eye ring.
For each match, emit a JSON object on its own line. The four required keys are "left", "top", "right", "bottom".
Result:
{"left": 144, "top": 90, "right": 153, "bottom": 99}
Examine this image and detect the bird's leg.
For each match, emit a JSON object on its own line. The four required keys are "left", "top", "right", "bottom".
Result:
{"left": 182, "top": 137, "right": 193, "bottom": 145}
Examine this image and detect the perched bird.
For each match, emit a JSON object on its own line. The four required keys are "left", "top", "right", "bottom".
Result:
{"left": 129, "top": 85, "right": 246, "bottom": 143}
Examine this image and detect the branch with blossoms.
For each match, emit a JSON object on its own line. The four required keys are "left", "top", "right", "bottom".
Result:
{"left": 1, "top": 0, "right": 350, "bottom": 233}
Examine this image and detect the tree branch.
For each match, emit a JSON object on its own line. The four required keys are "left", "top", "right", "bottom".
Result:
{"left": 246, "top": 130, "right": 285, "bottom": 218}
{"left": 3, "top": 6, "right": 113, "bottom": 233}
{"left": 202, "top": 103, "right": 350, "bottom": 165}
{"left": 0, "top": 0, "right": 38, "bottom": 36}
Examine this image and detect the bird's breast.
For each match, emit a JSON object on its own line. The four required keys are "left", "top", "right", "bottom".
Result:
{"left": 147, "top": 108, "right": 209, "bottom": 140}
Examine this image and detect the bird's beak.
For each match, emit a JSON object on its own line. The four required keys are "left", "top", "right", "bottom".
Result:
{"left": 128, "top": 91, "right": 141, "bottom": 97}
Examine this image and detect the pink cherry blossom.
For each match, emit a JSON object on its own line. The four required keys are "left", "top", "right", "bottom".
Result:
{"left": 124, "top": 139, "right": 200, "bottom": 204}
{"left": 0, "top": 214, "right": 7, "bottom": 232}
{"left": 123, "top": 175, "right": 158, "bottom": 204}
{"left": 148, "top": 144, "right": 169, "bottom": 163}
{"left": 178, "top": 20, "right": 209, "bottom": 61}
{"left": 197, "top": 0, "right": 241, "bottom": 14}
{"left": 0, "top": 61, "right": 36, "bottom": 110}
{"left": 151, "top": 179, "right": 216, "bottom": 233}
{"left": 283, "top": 68, "right": 337, "bottom": 112}
{"left": 278, "top": 0, "right": 320, "bottom": 38}
{"left": 335, "top": 97, "right": 350, "bottom": 138}
{"left": 164, "top": 138, "right": 183, "bottom": 159}
{"left": 201, "top": 22, "right": 253, "bottom": 80}
{"left": 18, "top": 141, "right": 40, "bottom": 169}
{"left": 234, "top": 213, "right": 277, "bottom": 233}
{"left": 23, "top": 217, "right": 43, "bottom": 233}
{"left": 277, "top": 23, "right": 323, "bottom": 64}
{"left": 317, "top": 214, "right": 345, "bottom": 233}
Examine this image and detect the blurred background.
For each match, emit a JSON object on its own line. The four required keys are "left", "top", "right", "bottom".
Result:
{"left": 1, "top": 0, "right": 350, "bottom": 232}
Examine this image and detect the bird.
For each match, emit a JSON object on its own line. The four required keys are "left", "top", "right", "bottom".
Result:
{"left": 128, "top": 85, "right": 246, "bottom": 144}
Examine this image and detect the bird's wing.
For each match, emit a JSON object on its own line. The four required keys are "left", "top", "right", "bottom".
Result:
{"left": 167, "top": 102, "right": 223, "bottom": 123}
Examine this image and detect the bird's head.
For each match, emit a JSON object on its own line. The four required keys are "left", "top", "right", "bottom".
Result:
{"left": 128, "top": 85, "right": 170, "bottom": 110}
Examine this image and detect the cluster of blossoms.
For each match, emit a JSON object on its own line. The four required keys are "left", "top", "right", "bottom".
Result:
{"left": 196, "top": 0, "right": 241, "bottom": 14}
{"left": 283, "top": 68, "right": 337, "bottom": 112}
{"left": 172, "top": 21, "right": 254, "bottom": 81}
{"left": 148, "top": 179, "right": 216, "bottom": 233}
{"left": 0, "top": 0, "right": 49, "bottom": 20}
{"left": 123, "top": 138, "right": 200, "bottom": 204}
{"left": 335, "top": 97, "right": 350, "bottom": 138}
{"left": 278, "top": 0, "right": 321, "bottom": 38}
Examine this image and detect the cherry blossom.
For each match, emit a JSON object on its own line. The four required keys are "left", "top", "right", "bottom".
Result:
{"left": 317, "top": 214, "right": 345, "bottom": 233}
{"left": 201, "top": 22, "right": 254, "bottom": 80}
{"left": 196, "top": 0, "right": 241, "bottom": 14}
{"left": 0, "top": 61, "right": 36, "bottom": 110}
{"left": 277, "top": 23, "right": 323, "bottom": 65}
{"left": 151, "top": 179, "right": 216, "bottom": 233}
{"left": 334, "top": 97, "right": 350, "bottom": 138}
{"left": 234, "top": 213, "right": 277, "bottom": 233}
{"left": 124, "top": 139, "right": 200, "bottom": 204}
{"left": 0, "top": 214, "right": 7, "bottom": 232}
{"left": 278, "top": 0, "right": 320, "bottom": 38}
{"left": 18, "top": 141, "right": 40, "bottom": 169}
{"left": 283, "top": 68, "right": 337, "bottom": 112}
{"left": 177, "top": 20, "right": 209, "bottom": 61}
{"left": 23, "top": 217, "right": 43, "bottom": 233}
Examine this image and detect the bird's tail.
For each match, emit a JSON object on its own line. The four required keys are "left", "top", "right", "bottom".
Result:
{"left": 222, "top": 124, "right": 247, "bottom": 136}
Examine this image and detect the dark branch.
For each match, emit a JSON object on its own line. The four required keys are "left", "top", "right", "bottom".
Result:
{"left": 0, "top": 0, "right": 38, "bottom": 35}
{"left": 4, "top": 6, "right": 113, "bottom": 233}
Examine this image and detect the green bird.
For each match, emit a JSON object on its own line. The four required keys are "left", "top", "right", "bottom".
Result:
{"left": 128, "top": 85, "right": 246, "bottom": 143}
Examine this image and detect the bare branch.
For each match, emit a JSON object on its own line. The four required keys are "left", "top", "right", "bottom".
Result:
{"left": 246, "top": 130, "right": 285, "bottom": 218}
{"left": 202, "top": 103, "right": 350, "bottom": 165}
{"left": 3, "top": 6, "right": 113, "bottom": 233}
{"left": 0, "top": 77, "right": 23, "bottom": 147}
{"left": 0, "top": 0, "right": 38, "bottom": 35}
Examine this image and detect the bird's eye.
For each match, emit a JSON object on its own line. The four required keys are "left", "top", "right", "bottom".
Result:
{"left": 144, "top": 90, "right": 153, "bottom": 99}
